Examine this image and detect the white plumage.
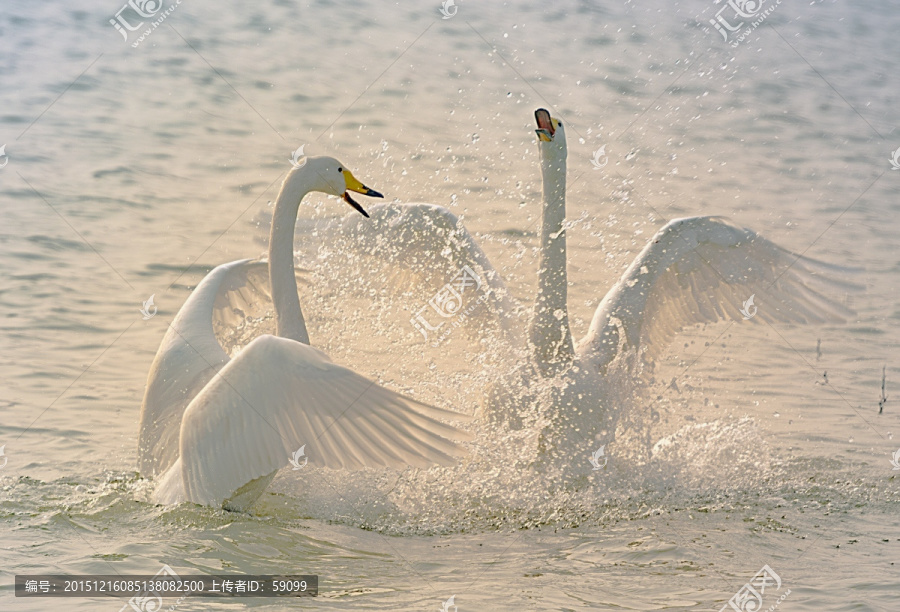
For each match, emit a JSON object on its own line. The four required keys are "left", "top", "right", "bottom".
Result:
{"left": 323, "top": 110, "right": 858, "bottom": 458}
{"left": 576, "top": 214, "right": 857, "bottom": 372}
{"left": 138, "top": 156, "right": 471, "bottom": 510}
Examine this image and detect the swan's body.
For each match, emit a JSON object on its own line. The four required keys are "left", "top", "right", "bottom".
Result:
{"left": 329, "top": 110, "right": 857, "bottom": 467}
{"left": 138, "top": 156, "right": 471, "bottom": 510}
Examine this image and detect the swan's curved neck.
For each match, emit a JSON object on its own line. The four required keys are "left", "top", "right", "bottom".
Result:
{"left": 530, "top": 144, "right": 574, "bottom": 375}
{"left": 269, "top": 170, "right": 311, "bottom": 344}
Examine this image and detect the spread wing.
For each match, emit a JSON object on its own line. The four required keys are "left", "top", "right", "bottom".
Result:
{"left": 209, "top": 260, "right": 275, "bottom": 353}
{"left": 576, "top": 216, "right": 860, "bottom": 372}
{"left": 139, "top": 259, "right": 282, "bottom": 477}
{"left": 325, "top": 202, "right": 523, "bottom": 346}
{"left": 178, "top": 335, "right": 472, "bottom": 508}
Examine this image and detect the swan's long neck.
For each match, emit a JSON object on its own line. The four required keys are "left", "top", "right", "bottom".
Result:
{"left": 269, "top": 170, "right": 311, "bottom": 344}
{"left": 530, "top": 143, "right": 574, "bottom": 376}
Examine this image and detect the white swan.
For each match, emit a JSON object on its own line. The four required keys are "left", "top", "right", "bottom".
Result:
{"left": 138, "top": 156, "right": 471, "bottom": 511}
{"left": 328, "top": 109, "right": 856, "bottom": 465}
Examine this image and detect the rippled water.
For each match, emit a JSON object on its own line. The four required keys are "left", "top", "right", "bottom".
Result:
{"left": 2, "top": 0, "right": 899, "bottom": 610}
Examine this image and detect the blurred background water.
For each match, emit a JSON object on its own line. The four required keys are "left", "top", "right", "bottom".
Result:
{"left": 1, "top": 0, "right": 899, "bottom": 610}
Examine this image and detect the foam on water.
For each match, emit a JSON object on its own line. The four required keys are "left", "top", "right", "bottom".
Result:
{"left": 159, "top": 223, "right": 850, "bottom": 537}
{"left": 3, "top": 0, "right": 899, "bottom": 608}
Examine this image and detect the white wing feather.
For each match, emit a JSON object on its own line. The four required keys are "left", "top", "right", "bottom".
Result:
{"left": 178, "top": 334, "right": 472, "bottom": 508}
{"left": 138, "top": 259, "right": 276, "bottom": 477}
{"left": 330, "top": 202, "right": 522, "bottom": 342}
{"left": 209, "top": 260, "right": 274, "bottom": 347}
{"left": 577, "top": 216, "right": 859, "bottom": 371}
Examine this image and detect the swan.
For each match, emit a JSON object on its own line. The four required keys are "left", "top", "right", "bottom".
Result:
{"left": 327, "top": 109, "right": 857, "bottom": 468}
{"left": 138, "top": 156, "right": 472, "bottom": 511}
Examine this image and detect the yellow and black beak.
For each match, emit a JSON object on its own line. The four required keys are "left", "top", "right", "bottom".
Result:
{"left": 535, "top": 108, "right": 556, "bottom": 142}
{"left": 342, "top": 169, "right": 383, "bottom": 218}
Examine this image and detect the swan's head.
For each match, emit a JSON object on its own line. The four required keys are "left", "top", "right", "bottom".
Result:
{"left": 293, "top": 155, "right": 383, "bottom": 217}
{"left": 534, "top": 108, "right": 567, "bottom": 156}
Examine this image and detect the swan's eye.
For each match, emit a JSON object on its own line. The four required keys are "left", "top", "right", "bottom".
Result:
{"left": 337, "top": 167, "right": 342, "bottom": 172}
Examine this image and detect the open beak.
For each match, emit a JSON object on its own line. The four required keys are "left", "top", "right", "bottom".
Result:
{"left": 342, "top": 169, "right": 383, "bottom": 218}
{"left": 535, "top": 108, "right": 555, "bottom": 142}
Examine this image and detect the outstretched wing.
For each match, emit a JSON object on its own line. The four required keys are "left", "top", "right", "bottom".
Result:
{"left": 576, "top": 216, "right": 860, "bottom": 372}
{"left": 209, "top": 260, "right": 275, "bottom": 353}
{"left": 178, "top": 334, "right": 473, "bottom": 508}
{"left": 326, "top": 202, "right": 523, "bottom": 345}
{"left": 138, "top": 259, "right": 276, "bottom": 478}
